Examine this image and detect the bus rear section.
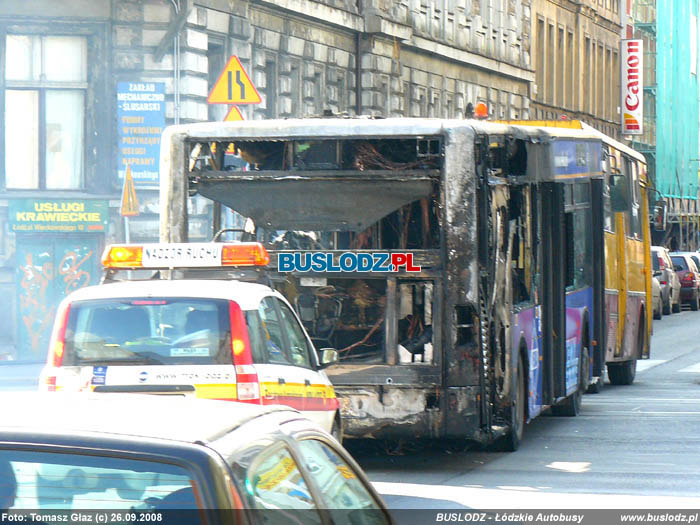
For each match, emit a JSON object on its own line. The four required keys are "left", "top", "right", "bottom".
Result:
{"left": 159, "top": 119, "right": 612, "bottom": 446}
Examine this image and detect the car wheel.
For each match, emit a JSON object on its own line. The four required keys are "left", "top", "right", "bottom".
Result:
{"left": 692, "top": 290, "right": 700, "bottom": 312}
{"left": 497, "top": 353, "right": 526, "bottom": 452}
{"left": 672, "top": 296, "right": 681, "bottom": 313}
{"left": 552, "top": 347, "right": 587, "bottom": 417}
{"left": 663, "top": 293, "right": 671, "bottom": 315}
{"left": 653, "top": 299, "right": 662, "bottom": 320}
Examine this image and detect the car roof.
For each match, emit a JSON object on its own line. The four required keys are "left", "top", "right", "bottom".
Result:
{"left": 0, "top": 392, "right": 299, "bottom": 445}
{"left": 60, "top": 279, "right": 279, "bottom": 310}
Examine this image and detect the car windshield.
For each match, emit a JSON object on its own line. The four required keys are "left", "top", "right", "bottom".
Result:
{"left": 63, "top": 298, "right": 232, "bottom": 366}
{"left": 671, "top": 256, "right": 688, "bottom": 271}
{"left": 0, "top": 449, "right": 201, "bottom": 512}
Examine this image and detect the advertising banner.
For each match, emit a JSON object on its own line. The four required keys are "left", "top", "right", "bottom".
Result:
{"left": 117, "top": 81, "right": 166, "bottom": 187}
{"left": 9, "top": 199, "right": 109, "bottom": 233}
{"left": 621, "top": 39, "right": 644, "bottom": 135}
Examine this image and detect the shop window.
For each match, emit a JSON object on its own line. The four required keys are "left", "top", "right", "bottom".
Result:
{"left": 4, "top": 35, "right": 87, "bottom": 190}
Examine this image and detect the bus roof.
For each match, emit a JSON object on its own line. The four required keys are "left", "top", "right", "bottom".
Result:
{"left": 502, "top": 119, "right": 647, "bottom": 165}
{"left": 160, "top": 117, "right": 642, "bottom": 163}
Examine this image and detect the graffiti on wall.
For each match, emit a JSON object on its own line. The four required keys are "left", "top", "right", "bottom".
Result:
{"left": 16, "top": 239, "right": 99, "bottom": 360}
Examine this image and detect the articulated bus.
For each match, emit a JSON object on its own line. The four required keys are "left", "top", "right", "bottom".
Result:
{"left": 505, "top": 121, "right": 652, "bottom": 388}
{"left": 159, "top": 118, "right": 651, "bottom": 449}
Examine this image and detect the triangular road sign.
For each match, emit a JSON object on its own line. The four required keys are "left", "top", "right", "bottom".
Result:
{"left": 120, "top": 165, "right": 140, "bottom": 217}
{"left": 224, "top": 106, "right": 245, "bottom": 121}
{"left": 208, "top": 56, "right": 261, "bottom": 105}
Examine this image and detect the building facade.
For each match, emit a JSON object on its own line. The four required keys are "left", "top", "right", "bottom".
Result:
{"left": 0, "top": 0, "right": 535, "bottom": 362}
{"left": 530, "top": 0, "right": 622, "bottom": 139}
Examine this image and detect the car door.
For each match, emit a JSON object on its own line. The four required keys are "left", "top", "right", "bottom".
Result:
{"left": 666, "top": 252, "right": 681, "bottom": 302}
{"left": 254, "top": 295, "right": 336, "bottom": 432}
{"left": 243, "top": 441, "right": 324, "bottom": 524}
{"left": 293, "top": 437, "right": 392, "bottom": 524}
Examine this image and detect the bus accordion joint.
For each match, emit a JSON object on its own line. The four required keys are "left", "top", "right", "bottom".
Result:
{"left": 101, "top": 242, "right": 270, "bottom": 269}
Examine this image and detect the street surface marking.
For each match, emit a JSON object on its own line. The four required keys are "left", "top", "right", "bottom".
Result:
{"left": 636, "top": 359, "right": 666, "bottom": 372}
{"left": 372, "top": 481, "right": 700, "bottom": 509}
{"left": 678, "top": 362, "right": 700, "bottom": 373}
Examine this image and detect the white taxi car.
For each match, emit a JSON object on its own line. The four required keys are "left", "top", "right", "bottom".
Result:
{"left": 40, "top": 243, "right": 342, "bottom": 440}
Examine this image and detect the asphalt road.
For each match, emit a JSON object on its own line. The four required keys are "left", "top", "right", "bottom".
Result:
{"left": 357, "top": 308, "right": 700, "bottom": 509}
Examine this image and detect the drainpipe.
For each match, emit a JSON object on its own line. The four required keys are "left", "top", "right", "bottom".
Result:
{"left": 355, "top": 0, "right": 363, "bottom": 116}
{"left": 169, "top": 0, "right": 181, "bottom": 124}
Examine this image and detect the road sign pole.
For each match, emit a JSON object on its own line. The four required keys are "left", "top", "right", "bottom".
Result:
{"left": 124, "top": 216, "right": 131, "bottom": 243}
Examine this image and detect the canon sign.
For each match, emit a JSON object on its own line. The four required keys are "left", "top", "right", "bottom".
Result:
{"left": 621, "top": 39, "right": 643, "bottom": 135}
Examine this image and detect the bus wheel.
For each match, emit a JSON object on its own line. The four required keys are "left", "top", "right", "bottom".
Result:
{"left": 607, "top": 359, "right": 636, "bottom": 385}
{"left": 499, "top": 354, "right": 526, "bottom": 452}
{"left": 552, "top": 347, "right": 587, "bottom": 417}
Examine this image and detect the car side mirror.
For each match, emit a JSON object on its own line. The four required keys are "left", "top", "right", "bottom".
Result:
{"left": 318, "top": 348, "right": 339, "bottom": 367}
{"left": 609, "top": 173, "right": 629, "bottom": 212}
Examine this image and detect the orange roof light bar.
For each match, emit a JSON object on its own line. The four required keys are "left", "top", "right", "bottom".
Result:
{"left": 101, "top": 242, "right": 270, "bottom": 269}
{"left": 102, "top": 245, "right": 143, "bottom": 268}
{"left": 222, "top": 243, "right": 270, "bottom": 267}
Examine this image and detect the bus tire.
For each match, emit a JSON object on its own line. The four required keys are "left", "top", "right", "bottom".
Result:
{"left": 552, "top": 347, "right": 587, "bottom": 417}
{"left": 607, "top": 359, "right": 636, "bottom": 385}
{"left": 586, "top": 374, "right": 604, "bottom": 394}
{"left": 499, "top": 353, "right": 526, "bottom": 452}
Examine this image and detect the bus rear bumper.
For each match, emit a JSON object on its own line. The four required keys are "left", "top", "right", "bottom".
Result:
{"left": 335, "top": 386, "right": 484, "bottom": 441}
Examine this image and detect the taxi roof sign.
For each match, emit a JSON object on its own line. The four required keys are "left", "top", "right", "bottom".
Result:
{"left": 120, "top": 165, "right": 140, "bottom": 217}
{"left": 208, "top": 56, "right": 262, "bottom": 105}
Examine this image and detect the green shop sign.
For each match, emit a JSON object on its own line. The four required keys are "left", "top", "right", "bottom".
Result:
{"left": 9, "top": 199, "right": 109, "bottom": 233}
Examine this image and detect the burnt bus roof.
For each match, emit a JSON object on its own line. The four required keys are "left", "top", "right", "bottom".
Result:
{"left": 159, "top": 118, "right": 631, "bottom": 238}
{"left": 161, "top": 117, "right": 550, "bottom": 143}
{"left": 160, "top": 117, "right": 643, "bottom": 159}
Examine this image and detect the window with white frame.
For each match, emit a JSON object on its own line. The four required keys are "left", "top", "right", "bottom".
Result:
{"left": 4, "top": 35, "right": 87, "bottom": 189}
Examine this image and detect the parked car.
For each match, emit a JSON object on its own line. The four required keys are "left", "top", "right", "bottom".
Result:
{"left": 670, "top": 252, "right": 700, "bottom": 311}
{"left": 0, "top": 393, "right": 393, "bottom": 523}
{"left": 652, "top": 275, "right": 662, "bottom": 320}
{"left": 651, "top": 246, "right": 682, "bottom": 314}
{"left": 39, "top": 242, "right": 342, "bottom": 441}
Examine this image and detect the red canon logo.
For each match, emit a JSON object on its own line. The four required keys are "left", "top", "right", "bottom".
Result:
{"left": 625, "top": 41, "right": 641, "bottom": 111}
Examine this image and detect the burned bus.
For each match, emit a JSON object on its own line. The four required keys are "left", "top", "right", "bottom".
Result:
{"left": 159, "top": 118, "right": 649, "bottom": 449}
